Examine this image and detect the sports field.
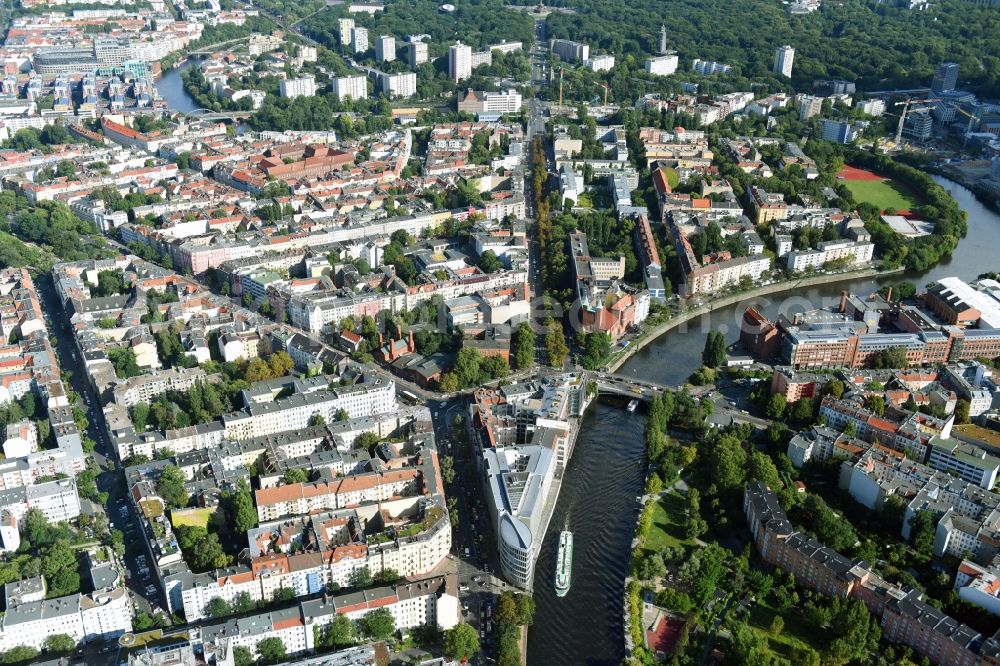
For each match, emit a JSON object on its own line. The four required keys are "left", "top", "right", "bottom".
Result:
{"left": 838, "top": 165, "right": 921, "bottom": 212}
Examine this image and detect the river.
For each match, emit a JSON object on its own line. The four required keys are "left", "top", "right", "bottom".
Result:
{"left": 526, "top": 402, "right": 646, "bottom": 666}
{"left": 526, "top": 176, "right": 1000, "bottom": 664}
{"left": 154, "top": 62, "right": 199, "bottom": 114}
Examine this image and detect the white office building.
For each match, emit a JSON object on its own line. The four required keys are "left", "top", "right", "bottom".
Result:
{"left": 279, "top": 76, "right": 317, "bottom": 100}
{"left": 481, "top": 89, "right": 522, "bottom": 115}
{"left": 774, "top": 45, "right": 795, "bottom": 77}
{"left": 645, "top": 54, "right": 679, "bottom": 76}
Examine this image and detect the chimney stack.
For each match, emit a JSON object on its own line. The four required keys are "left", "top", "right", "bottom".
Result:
{"left": 840, "top": 290, "right": 848, "bottom": 313}
{"left": 886, "top": 287, "right": 893, "bottom": 302}
{"left": 408, "top": 329, "right": 415, "bottom": 353}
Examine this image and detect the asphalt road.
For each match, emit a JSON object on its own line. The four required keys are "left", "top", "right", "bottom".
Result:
{"left": 37, "top": 276, "right": 160, "bottom": 662}
{"left": 427, "top": 398, "right": 510, "bottom": 665}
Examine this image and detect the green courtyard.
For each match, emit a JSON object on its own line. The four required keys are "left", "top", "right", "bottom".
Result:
{"left": 643, "top": 491, "right": 696, "bottom": 554}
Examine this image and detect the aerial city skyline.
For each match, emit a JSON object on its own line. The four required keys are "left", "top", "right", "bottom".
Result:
{"left": 0, "top": 0, "right": 995, "bottom": 664}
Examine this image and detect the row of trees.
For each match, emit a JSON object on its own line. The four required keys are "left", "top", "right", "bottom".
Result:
{"left": 494, "top": 592, "right": 535, "bottom": 666}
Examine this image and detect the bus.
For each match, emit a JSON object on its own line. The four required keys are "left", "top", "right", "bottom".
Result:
{"left": 400, "top": 390, "right": 419, "bottom": 404}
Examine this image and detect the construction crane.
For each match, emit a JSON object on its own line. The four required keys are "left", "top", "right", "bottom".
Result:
{"left": 558, "top": 67, "right": 564, "bottom": 106}
{"left": 951, "top": 104, "right": 979, "bottom": 139}
{"left": 601, "top": 82, "right": 610, "bottom": 106}
{"left": 892, "top": 97, "right": 941, "bottom": 146}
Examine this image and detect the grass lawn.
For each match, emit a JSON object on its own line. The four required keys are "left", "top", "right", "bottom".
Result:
{"left": 842, "top": 178, "right": 920, "bottom": 211}
{"left": 644, "top": 491, "right": 695, "bottom": 554}
{"left": 955, "top": 423, "right": 1000, "bottom": 448}
{"left": 747, "top": 598, "right": 826, "bottom": 660}
{"left": 171, "top": 507, "right": 215, "bottom": 529}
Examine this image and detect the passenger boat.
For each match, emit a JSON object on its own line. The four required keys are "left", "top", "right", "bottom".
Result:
{"left": 554, "top": 529, "right": 573, "bottom": 597}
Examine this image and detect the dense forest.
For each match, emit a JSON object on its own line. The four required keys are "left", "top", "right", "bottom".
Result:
{"left": 529, "top": 0, "right": 1000, "bottom": 97}
{"left": 301, "top": 0, "right": 535, "bottom": 56}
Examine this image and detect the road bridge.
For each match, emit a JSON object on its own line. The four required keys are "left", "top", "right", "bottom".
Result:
{"left": 179, "top": 108, "right": 255, "bottom": 121}
{"left": 592, "top": 373, "right": 671, "bottom": 401}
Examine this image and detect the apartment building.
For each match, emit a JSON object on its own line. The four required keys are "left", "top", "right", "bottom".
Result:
{"left": 279, "top": 76, "right": 317, "bottom": 100}
{"left": 375, "top": 35, "right": 395, "bottom": 63}
{"left": 667, "top": 213, "right": 771, "bottom": 297}
{"left": 785, "top": 239, "right": 875, "bottom": 272}
{"left": 178, "top": 494, "right": 451, "bottom": 621}
{"left": 448, "top": 43, "right": 472, "bottom": 82}
{"left": 749, "top": 186, "right": 788, "bottom": 224}
{"left": 406, "top": 41, "right": 428, "bottom": 66}
{"left": 584, "top": 54, "right": 615, "bottom": 72}
{"left": 332, "top": 75, "right": 368, "bottom": 101}
{"left": 954, "top": 559, "right": 1000, "bottom": 617}
{"left": 941, "top": 361, "right": 994, "bottom": 416}
{"left": 0, "top": 477, "right": 80, "bottom": 523}
{"left": 0, "top": 577, "right": 132, "bottom": 651}
{"left": 550, "top": 39, "right": 589, "bottom": 62}
{"left": 224, "top": 379, "right": 397, "bottom": 441}
{"left": 645, "top": 54, "right": 678, "bottom": 76}
{"left": 821, "top": 119, "right": 863, "bottom": 144}
{"left": 337, "top": 18, "right": 354, "bottom": 49}
{"left": 774, "top": 45, "right": 795, "bottom": 77}
{"left": 380, "top": 72, "right": 416, "bottom": 99}
{"left": 198, "top": 575, "right": 458, "bottom": 662}
{"left": 691, "top": 59, "right": 732, "bottom": 76}
{"left": 786, "top": 424, "right": 865, "bottom": 468}
{"left": 254, "top": 469, "right": 421, "bottom": 521}
{"left": 351, "top": 27, "right": 369, "bottom": 54}
{"left": 819, "top": 397, "right": 953, "bottom": 461}
{"left": 745, "top": 482, "right": 989, "bottom": 666}
{"left": 111, "top": 366, "right": 208, "bottom": 408}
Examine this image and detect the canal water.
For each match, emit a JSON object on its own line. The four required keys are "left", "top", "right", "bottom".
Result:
{"left": 526, "top": 176, "right": 1000, "bottom": 664}
{"left": 154, "top": 62, "right": 199, "bottom": 114}
{"left": 526, "top": 402, "right": 646, "bottom": 666}
{"left": 619, "top": 176, "right": 1000, "bottom": 387}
